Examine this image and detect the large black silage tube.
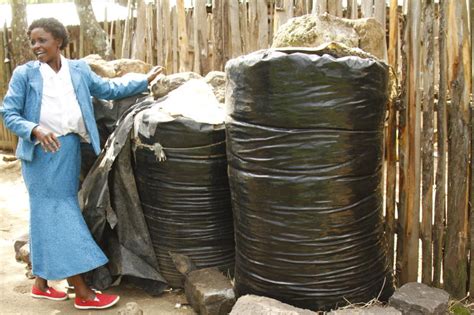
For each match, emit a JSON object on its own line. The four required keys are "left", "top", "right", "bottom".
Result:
{"left": 134, "top": 118, "right": 234, "bottom": 288}
{"left": 225, "top": 50, "right": 394, "bottom": 311}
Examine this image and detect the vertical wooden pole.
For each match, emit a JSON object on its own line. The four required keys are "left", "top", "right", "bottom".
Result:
{"left": 132, "top": 0, "right": 147, "bottom": 61}
{"left": 176, "top": 0, "right": 189, "bottom": 72}
{"left": 294, "top": 0, "right": 305, "bottom": 17}
{"left": 145, "top": 2, "right": 154, "bottom": 64}
{"left": 121, "top": 0, "right": 133, "bottom": 59}
{"left": 0, "top": 30, "right": 6, "bottom": 98}
{"left": 396, "top": 12, "right": 408, "bottom": 287}
{"left": 361, "top": 0, "right": 373, "bottom": 18}
{"left": 239, "top": 1, "right": 249, "bottom": 54}
{"left": 374, "top": 1, "right": 386, "bottom": 28}
{"left": 433, "top": 0, "right": 447, "bottom": 289}
{"left": 470, "top": 0, "right": 474, "bottom": 299}
{"left": 171, "top": 5, "right": 178, "bottom": 73}
{"left": 162, "top": 0, "right": 172, "bottom": 71}
{"left": 420, "top": 0, "right": 434, "bottom": 286}
{"left": 274, "top": 0, "right": 293, "bottom": 35}
{"left": 115, "top": 19, "right": 123, "bottom": 59}
{"left": 228, "top": 0, "right": 241, "bottom": 58}
{"left": 194, "top": 0, "right": 208, "bottom": 75}
{"left": 444, "top": 0, "right": 471, "bottom": 299}
{"left": 385, "top": 0, "right": 399, "bottom": 276}
{"left": 312, "top": 0, "right": 327, "bottom": 14}
{"left": 212, "top": 0, "right": 224, "bottom": 71}
{"left": 156, "top": 0, "right": 164, "bottom": 67}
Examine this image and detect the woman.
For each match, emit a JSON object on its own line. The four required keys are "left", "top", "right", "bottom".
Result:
{"left": 1, "top": 18, "right": 162, "bottom": 310}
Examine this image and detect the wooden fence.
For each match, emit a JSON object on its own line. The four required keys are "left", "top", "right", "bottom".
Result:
{"left": 0, "top": 0, "right": 474, "bottom": 300}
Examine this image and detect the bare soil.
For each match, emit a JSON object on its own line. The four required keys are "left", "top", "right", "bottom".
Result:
{"left": 0, "top": 152, "right": 195, "bottom": 315}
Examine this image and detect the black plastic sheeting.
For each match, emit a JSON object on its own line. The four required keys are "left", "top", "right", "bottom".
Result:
{"left": 225, "top": 49, "right": 394, "bottom": 311}
{"left": 133, "top": 118, "right": 235, "bottom": 288}
{"left": 79, "top": 96, "right": 168, "bottom": 295}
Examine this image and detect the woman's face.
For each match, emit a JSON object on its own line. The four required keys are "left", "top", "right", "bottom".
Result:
{"left": 29, "top": 27, "right": 62, "bottom": 65}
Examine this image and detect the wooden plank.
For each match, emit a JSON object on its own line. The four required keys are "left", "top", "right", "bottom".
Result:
{"left": 176, "top": 0, "right": 189, "bottom": 72}
{"left": 294, "top": 0, "right": 306, "bottom": 17}
{"left": 186, "top": 8, "right": 194, "bottom": 71}
{"left": 0, "top": 30, "right": 6, "bottom": 98}
{"left": 274, "top": 0, "right": 293, "bottom": 36}
{"left": 121, "top": 0, "right": 133, "bottom": 58}
{"left": 212, "top": 0, "right": 224, "bottom": 71}
{"left": 194, "top": 0, "right": 209, "bottom": 75}
{"left": 115, "top": 19, "right": 123, "bottom": 59}
{"left": 361, "top": 0, "right": 373, "bottom": 18}
{"left": 347, "top": 0, "right": 358, "bottom": 19}
{"left": 420, "top": 0, "right": 434, "bottom": 286}
{"left": 327, "top": 0, "right": 342, "bottom": 17}
{"left": 470, "top": 0, "right": 474, "bottom": 299}
{"left": 145, "top": 2, "right": 154, "bottom": 65}
{"left": 401, "top": 0, "right": 422, "bottom": 285}
{"left": 228, "top": 0, "right": 242, "bottom": 58}
{"left": 374, "top": 1, "right": 386, "bottom": 28}
{"left": 385, "top": 0, "right": 399, "bottom": 276}
{"left": 132, "top": 0, "right": 147, "bottom": 61}
{"left": 162, "top": 0, "right": 172, "bottom": 71}
{"left": 239, "top": 1, "right": 249, "bottom": 54}
{"left": 432, "top": 0, "right": 447, "bottom": 289}
{"left": 396, "top": 12, "right": 408, "bottom": 286}
{"left": 312, "top": 0, "right": 327, "bottom": 14}
{"left": 156, "top": 0, "right": 164, "bottom": 67}
{"left": 171, "top": 5, "right": 178, "bottom": 73}
{"left": 444, "top": 0, "right": 471, "bottom": 299}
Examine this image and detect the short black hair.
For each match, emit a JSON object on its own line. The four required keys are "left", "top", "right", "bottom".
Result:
{"left": 27, "top": 18, "right": 69, "bottom": 50}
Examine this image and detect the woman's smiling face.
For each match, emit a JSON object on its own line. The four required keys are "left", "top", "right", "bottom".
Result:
{"left": 29, "top": 27, "right": 62, "bottom": 67}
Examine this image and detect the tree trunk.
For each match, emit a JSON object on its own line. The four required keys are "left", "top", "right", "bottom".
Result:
{"left": 74, "top": 0, "right": 113, "bottom": 59}
{"left": 11, "top": 0, "right": 35, "bottom": 67}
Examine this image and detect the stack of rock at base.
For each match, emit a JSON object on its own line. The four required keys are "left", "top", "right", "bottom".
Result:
{"left": 133, "top": 79, "right": 234, "bottom": 288}
{"left": 225, "top": 48, "right": 394, "bottom": 311}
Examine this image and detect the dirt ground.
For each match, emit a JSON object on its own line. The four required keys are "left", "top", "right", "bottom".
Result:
{"left": 0, "top": 151, "right": 195, "bottom": 315}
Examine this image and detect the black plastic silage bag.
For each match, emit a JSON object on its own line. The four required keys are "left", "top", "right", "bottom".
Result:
{"left": 225, "top": 49, "right": 394, "bottom": 311}
{"left": 133, "top": 80, "right": 235, "bottom": 288}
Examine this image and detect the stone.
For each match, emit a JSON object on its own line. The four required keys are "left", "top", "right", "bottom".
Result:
{"left": 117, "top": 302, "right": 144, "bottom": 315}
{"left": 328, "top": 306, "right": 401, "bottom": 315}
{"left": 82, "top": 54, "right": 152, "bottom": 78}
{"left": 14, "top": 233, "right": 28, "bottom": 261}
{"left": 389, "top": 282, "right": 449, "bottom": 315}
{"left": 272, "top": 13, "right": 386, "bottom": 60}
{"left": 204, "top": 71, "right": 225, "bottom": 104}
{"left": 150, "top": 72, "right": 203, "bottom": 99}
{"left": 229, "top": 295, "right": 316, "bottom": 315}
{"left": 169, "top": 252, "right": 197, "bottom": 276}
{"left": 185, "top": 267, "right": 235, "bottom": 315}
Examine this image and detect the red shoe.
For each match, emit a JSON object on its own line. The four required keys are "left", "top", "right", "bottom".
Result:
{"left": 31, "top": 286, "right": 68, "bottom": 301}
{"left": 74, "top": 293, "right": 120, "bottom": 310}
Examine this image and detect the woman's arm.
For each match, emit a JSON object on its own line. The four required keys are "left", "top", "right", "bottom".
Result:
{"left": 0, "top": 68, "right": 39, "bottom": 142}
{"left": 85, "top": 62, "right": 163, "bottom": 100}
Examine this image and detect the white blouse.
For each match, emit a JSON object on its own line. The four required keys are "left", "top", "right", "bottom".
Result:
{"left": 39, "top": 55, "right": 90, "bottom": 142}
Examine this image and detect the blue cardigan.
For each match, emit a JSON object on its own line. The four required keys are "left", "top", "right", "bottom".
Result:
{"left": 0, "top": 59, "right": 148, "bottom": 161}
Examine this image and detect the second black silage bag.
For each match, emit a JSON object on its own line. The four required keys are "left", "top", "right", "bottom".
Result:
{"left": 133, "top": 80, "right": 234, "bottom": 288}
{"left": 225, "top": 48, "right": 394, "bottom": 311}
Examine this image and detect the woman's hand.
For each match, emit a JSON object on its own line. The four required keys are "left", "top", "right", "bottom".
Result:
{"left": 32, "top": 126, "right": 61, "bottom": 153}
{"left": 147, "top": 66, "right": 165, "bottom": 84}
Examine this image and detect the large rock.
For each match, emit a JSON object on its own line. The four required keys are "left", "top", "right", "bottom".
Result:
{"left": 229, "top": 295, "right": 316, "bottom": 315}
{"left": 328, "top": 306, "right": 401, "bottom": 315}
{"left": 82, "top": 54, "right": 152, "bottom": 78}
{"left": 272, "top": 13, "right": 386, "bottom": 60}
{"left": 204, "top": 71, "right": 225, "bottom": 104}
{"left": 150, "top": 72, "right": 203, "bottom": 99}
{"left": 184, "top": 267, "right": 235, "bottom": 315}
{"left": 389, "top": 282, "right": 449, "bottom": 315}
{"left": 117, "top": 302, "right": 144, "bottom": 315}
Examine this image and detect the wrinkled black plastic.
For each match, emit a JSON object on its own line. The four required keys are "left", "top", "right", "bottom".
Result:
{"left": 134, "top": 118, "right": 235, "bottom": 288}
{"left": 225, "top": 49, "right": 393, "bottom": 311}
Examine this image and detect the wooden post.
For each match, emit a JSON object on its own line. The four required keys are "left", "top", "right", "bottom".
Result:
{"left": 347, "top": 0, "right": 358, "bottom": 19}
{"left": 432, "top": 0, "right": 447, "bottom": 289}
{"left": 444, "top": 0, "right": 471, "bottom": 299}
{"left": 385, "top": 0, "right": 399, "bottom": 275}
{"left": 132, "top": 0, "right": 147, "bottom": 61}
{"left": 361, "top": 0, "right": 373, "bottom": 18}
{"left": 248, "top": 0, "right": 269, "bottom": 53}
{"left": 312, "top": 0, "right": 327, "bottom": 14}
{"left": 156, "top": 0, "right": 164, "bottom": 67}
{"left": 470, "top": 0, "right": 474, "bottom": 299}
{"left": 404, "top": 0, "right": 422, "bottom": 285}
{"left": 145, "top": 2, "right": 154, "bottom": 65}
{"left": 161, "top": 0, "right": 172, "bottom": 71}
{"left": 0, "top": 30, "right": 6, "bottom": 99}
{"left": 327, "top": 0, "right": 342, "bottom": 17}
{"left": 171, "top": 5, "right": 178, "bottom": 73}
{"left": 239, "top": 1, "right": 249, "bottom": 54}
{"left": 212, "top": 0, "right": 224, "bottom": 71}
{"left": 115, "top": 20, "right": 123, "bottom": 59}
{"left": 420, "top": 0, "right": 434, "bottom": 286}
{"left": 374, "top": 1, "right": 386, "bottom": 28}
{"left": 194, "top": 0, "right": 209, "bottom": 75}
{"left": 121, "top": 0, "right": 133, "bottom": 58}
{"left": 228, "top": 0, "right": 241, "bottom": 58}
{"left": 176, "top": 0, "right": 189, "bottom": 72}
{"left": 273, "top": 0, "right": 293, "bottom": 36}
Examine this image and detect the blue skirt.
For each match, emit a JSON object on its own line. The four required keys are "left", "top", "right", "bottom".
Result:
{"left": 22, "top": 134, "right": 108, "bottom": 280}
